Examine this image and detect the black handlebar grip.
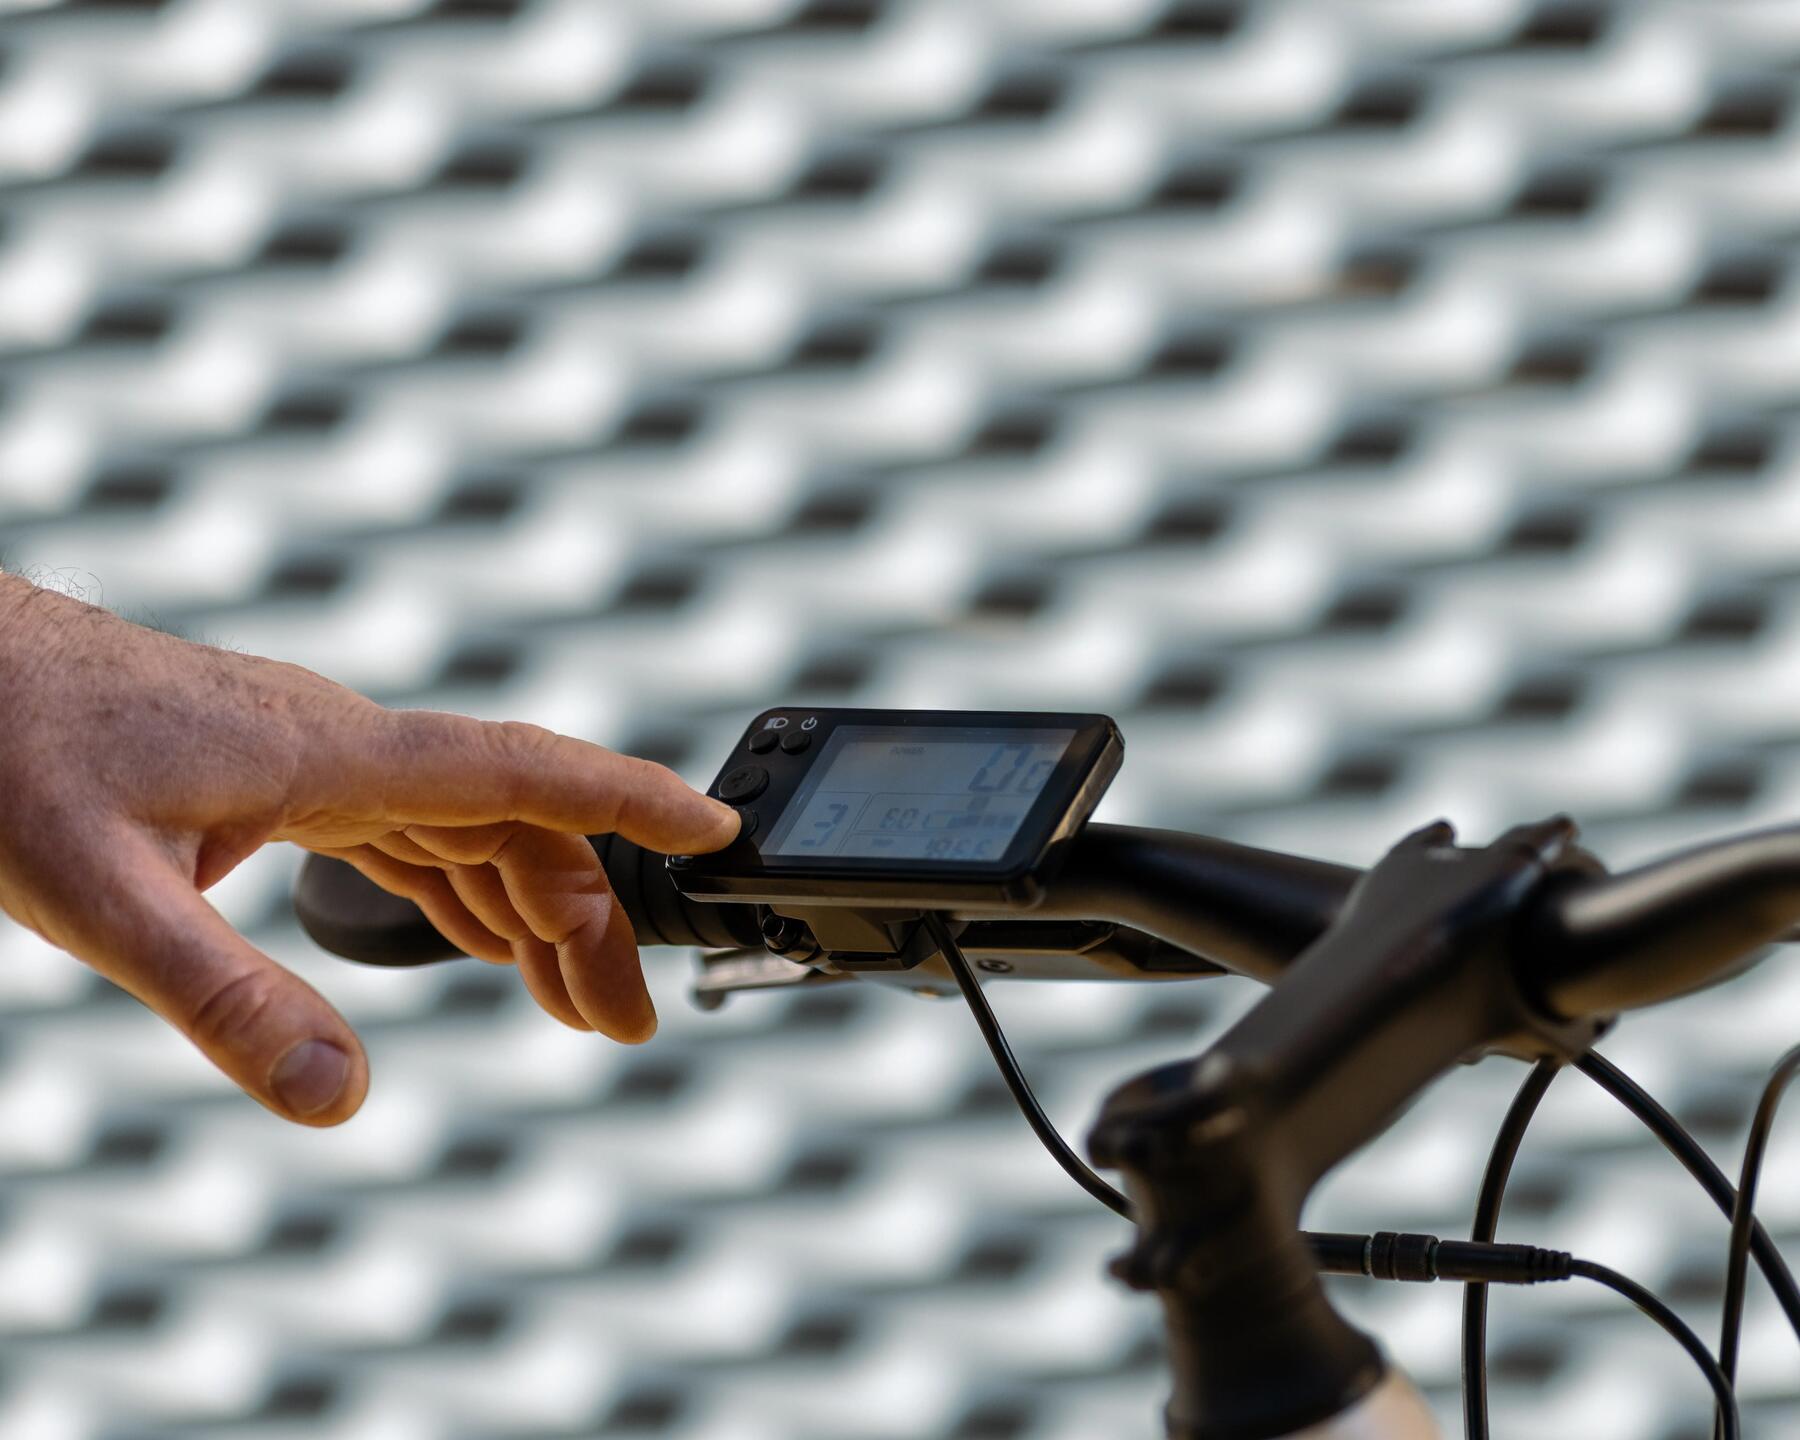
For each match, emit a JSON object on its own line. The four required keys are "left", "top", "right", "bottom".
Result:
{"left": 294, "top": 851, "right": 462, "bottom": 967}
{"left": 585, "top": 833, "right": 764, "bottom": 951}
{"left": 294, "top": 836, "right": 762, "bottom": 967}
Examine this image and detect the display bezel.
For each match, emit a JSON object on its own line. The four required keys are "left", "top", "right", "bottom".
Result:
{"left": 670, "top": 709, "right": 1123, "bottom": 908}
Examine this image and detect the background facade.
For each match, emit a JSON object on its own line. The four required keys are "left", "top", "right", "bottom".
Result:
{"left": 2, "top": 1, "right": 1798, "bottom": 1436}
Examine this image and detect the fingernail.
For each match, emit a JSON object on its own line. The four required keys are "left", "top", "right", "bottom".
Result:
{"left": 272, "top": 1039, "right": 350, "bottom": 1117}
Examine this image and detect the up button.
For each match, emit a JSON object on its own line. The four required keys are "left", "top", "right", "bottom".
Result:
{"left": 717, "top": 765, "right": 769, "bottom": 803}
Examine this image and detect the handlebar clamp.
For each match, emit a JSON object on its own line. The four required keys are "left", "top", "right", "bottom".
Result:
{"left": 1089, "top": 815, "right": 1612, "bottom": 1440}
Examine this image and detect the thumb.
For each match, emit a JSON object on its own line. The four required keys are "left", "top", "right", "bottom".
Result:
{"left": 74, "top": 833, "right": 369, "bottom": 1125}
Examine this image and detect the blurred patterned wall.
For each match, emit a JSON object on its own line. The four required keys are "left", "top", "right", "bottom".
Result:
{"left": 3, "top": 1, "right": 1800, "bottom": 1436}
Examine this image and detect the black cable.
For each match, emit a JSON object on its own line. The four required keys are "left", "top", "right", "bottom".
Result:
{"left": 1721, "top": 1044, "right": 1800, "bottom": 1392}
{"left": 931, "top": 903, "right": 1774, "bottom": 1440}
{"left": 1312, "top": 1230, "right": 1573, "bottom": 1285}
{"left": 928, "top": 908, "right": 1651, "bottom": 1301}
{"left": 925, "top": 911, "right": 1134, "bottom": 1220}
{"left": 927, "top": 913, "right": 1611, "bottom": 1293}
{"left": 1462, "top": 1058, "right": 1559, "bottom": 1440}
{"left": 1572, "top": 1258, "right": 1739, "bottom": 1440}
{"left": 1325, "top": 1235, "right": 1739, "bottom": 1435}
{"left": 1578, "top": 1051, "right": 1800, "bottom": 1343}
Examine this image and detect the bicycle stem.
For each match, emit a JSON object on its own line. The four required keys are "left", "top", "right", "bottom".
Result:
{"left": 1087, "top": 817, "right": 1608, "bottom": 1440}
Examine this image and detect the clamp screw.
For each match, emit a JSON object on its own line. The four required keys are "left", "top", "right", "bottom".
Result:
{"left": 976, "top": 958, "right": 1014, "bottom": 974}
{"left": 1107, "top": 1247, "right": 1154, "bottom": 1292}
{"left": 760, "top": 911, "right": 821, "bottom": 963}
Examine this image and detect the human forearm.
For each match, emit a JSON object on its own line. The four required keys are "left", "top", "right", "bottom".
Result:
{"left": 0, "top": 567, "right": 35, "bottom": 629}
{"left": 0, "top": 569, "right": 109, "bottom": 738}
{"left": 0, "top": 569, "right": 50, "bottom": 727}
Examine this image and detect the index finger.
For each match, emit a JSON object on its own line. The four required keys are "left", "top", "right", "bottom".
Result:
{"left": 334, "top": 711, "right": 741, "bottom": 854}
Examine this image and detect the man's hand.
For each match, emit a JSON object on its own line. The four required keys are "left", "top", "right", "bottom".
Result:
{"left": 0, "top": 575, "right": 740, "bottom": 1126}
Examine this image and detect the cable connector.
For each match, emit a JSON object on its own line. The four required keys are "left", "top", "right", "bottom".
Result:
{"left": 1311, "top": 1231, "right": 1574, "bottom": 1285}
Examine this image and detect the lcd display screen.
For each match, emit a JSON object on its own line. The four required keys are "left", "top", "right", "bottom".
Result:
{"left": 762, "top": 726, "right": 1076, "bottom": 861}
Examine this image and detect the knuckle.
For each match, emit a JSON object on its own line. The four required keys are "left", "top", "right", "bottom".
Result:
{"left": 629, "top": 755, "right": 677, "bottom": 790}
{"left": 608, "top": 757, "right": 675, "bottom": 827}
{"left": 386, "top": 708, "right": 462, "bottom": 762}
{"left": 488, "top": 825, "right": 522, "bottom": 864}
{"left": 186, "top": 967, "right": 283, "bottom": 1051}
{"left": 410, "top": 822, "right": 509, "bottom": 866}
{"left": 398, "top": 823, "right": 451, "bottom": 860}
{"left": 493, "top": 720, "right": 560, "bottom": 812}
{"left": 496, "top": 719, "right": 558, "bottom": 758}
{"left": 419, "top": 709, "right": 475, "bottom": 755}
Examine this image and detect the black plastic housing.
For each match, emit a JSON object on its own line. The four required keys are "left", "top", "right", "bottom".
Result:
{"left": 670, "top": 708, "right": 1123, "bottom": 909}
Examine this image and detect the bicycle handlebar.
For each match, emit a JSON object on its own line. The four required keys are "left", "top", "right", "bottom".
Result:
{"left": 1031, "top": 826, "right": 1356, "bottom": 983}
{"left": 1526, "top": 824, "right": 1800, "bottom": 1018}
{"left": 295, "top": 824, "right": 1357, "bottom": 987}
{"left": 296, "top": 818, "right": 1800, "bottom": 1027}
